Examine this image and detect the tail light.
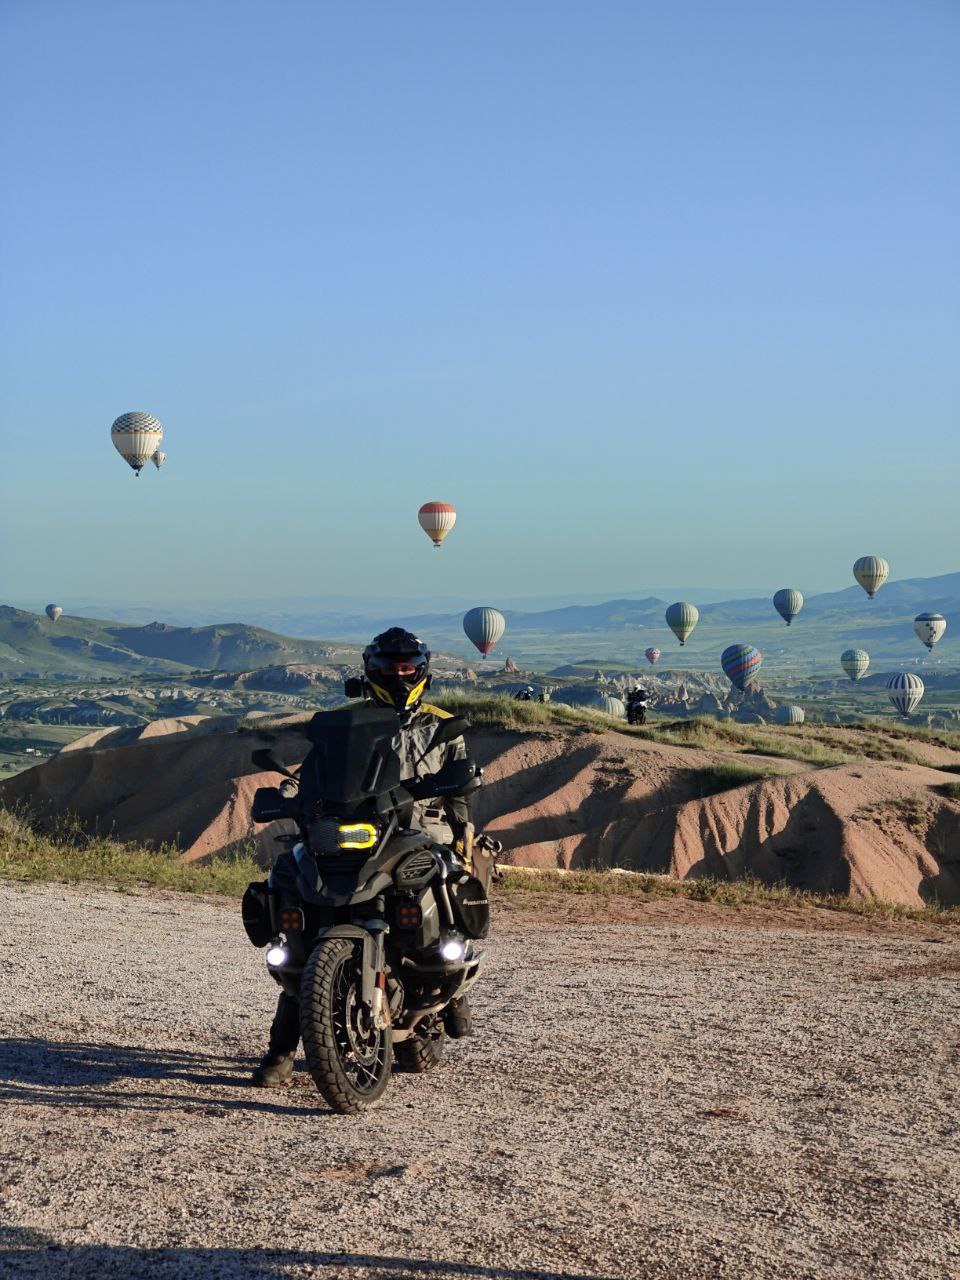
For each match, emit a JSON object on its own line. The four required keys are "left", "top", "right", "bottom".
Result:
{"left": 279, "top": 908, "right": 303, "bottom": 932}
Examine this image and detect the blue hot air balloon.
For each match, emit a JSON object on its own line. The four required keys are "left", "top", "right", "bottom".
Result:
{"left": 721, "top": 644, "right": 762, "bottom": 692}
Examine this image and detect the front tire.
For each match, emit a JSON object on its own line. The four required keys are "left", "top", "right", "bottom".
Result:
{"left": 300, "top": 938, "right": 392, "bottom": 1114}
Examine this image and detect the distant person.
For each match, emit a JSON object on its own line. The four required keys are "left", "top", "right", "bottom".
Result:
{"left": 514, "top": 686, "right": 535, "bottom": 702}
{"left": 626, "top": 686, "right": 649, "bottom": 726}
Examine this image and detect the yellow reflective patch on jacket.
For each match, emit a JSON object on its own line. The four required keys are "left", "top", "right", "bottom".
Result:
{"left": 420, "top": 703, "right": 452, "bottom": 719}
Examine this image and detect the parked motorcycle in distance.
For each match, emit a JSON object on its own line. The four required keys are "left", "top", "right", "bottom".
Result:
{"left": 627, "top": 696, "right": 649, "bottom": 726}
{"left": 242, "top": 703, "right": 488, "bottom": 1114}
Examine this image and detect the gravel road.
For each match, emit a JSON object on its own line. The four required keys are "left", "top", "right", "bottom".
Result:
{"left": 0, "top": 881, "right": 958, "bottom": 1280}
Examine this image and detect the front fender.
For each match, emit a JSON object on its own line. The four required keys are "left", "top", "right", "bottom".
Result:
{"left": 310, "top": 924, "right": 384, "bottom": 1010}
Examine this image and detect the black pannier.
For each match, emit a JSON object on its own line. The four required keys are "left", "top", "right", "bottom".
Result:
{"left": 241, "top": 881, "right": 273, "bottom": 947}
{"left": 448, "top": 874, "right": 490, "bottom": 940}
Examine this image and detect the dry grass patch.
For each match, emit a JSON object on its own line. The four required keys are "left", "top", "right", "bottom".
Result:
{"left": 0, "top": 807, "right": 260, "bottom": 896}
{"left": 498, "top": 866, "right": 960, "bottom": 924}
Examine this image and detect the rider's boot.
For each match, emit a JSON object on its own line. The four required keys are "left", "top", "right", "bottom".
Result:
{"left": 444, "top": 994, "right": 473, "bottom": 1039}
{"left": 251, "top": 1049, "right": 296, "bottom": 1087}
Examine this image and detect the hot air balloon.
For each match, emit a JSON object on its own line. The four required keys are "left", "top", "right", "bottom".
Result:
{"left": 665, "top": 602, "right": 699, "bottom": 646}
{"left": 721, "top": 643, "right": 762, "bottom": 692}
{"left": 418, "top": 502, "right": 457, "bottom": 548}
{"left": 152, "top": 449, "right": 166, "bottom": 471}
{"left": 598, "top": 694, "right": 626, "bottom": 718}
{"left": 463, "top": 606, "right": 505, "bottom": 658}
{"left": 774, "top": 704, "right": 805, "bottom": 726}
{"left": 886, "top": 672, "right": 924, "bottom": 717}
{"left": 841, "top": 649, "right": 870, "bottom": 681}
{"left": 111, "top": 412, "right": 163, "bottom": 475}
{"left": 644, "top": 647, "right": 661, "bottom": 665}
{"left": 45, "top": 604, "right": 62, "bottom": 624}
{"left": 773, "top": 588, "right": 803, "bottom": 626}
{"left": 853, "top": 556, "right": 889, "bottom": 599}
{"left": 914, "top": 612, "right": 947, "bottom": 651}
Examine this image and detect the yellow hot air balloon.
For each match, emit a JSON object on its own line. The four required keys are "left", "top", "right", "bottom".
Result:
{"left": 418, "top": 501, "right": 457, "bottom": 548}
{"left": 111, "top": 412, "right": 164, "bottom": 476}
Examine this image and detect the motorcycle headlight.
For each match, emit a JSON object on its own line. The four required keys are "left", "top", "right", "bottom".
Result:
{"left": 337, "top": 822, "right": 378, "bottom": 850}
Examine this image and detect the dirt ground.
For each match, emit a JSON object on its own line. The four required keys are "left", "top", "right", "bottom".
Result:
{"left": 0, "top": 881, "right": 958, "bottom": 1280}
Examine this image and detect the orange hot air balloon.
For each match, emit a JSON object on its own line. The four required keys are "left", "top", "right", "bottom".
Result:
{"left": 418, "top": 501, "right": 457, "bottom": 548}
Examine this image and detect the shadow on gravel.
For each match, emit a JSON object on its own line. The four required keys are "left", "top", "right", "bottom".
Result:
{"left": 0, "top": 1037, "right": 319, "bottom": 1116}
{"left": 0, "top": 1226, "right": 619, "bottom": 1280}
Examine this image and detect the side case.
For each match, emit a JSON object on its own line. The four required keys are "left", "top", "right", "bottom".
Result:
{"left": 241, "top": 881, "right": 273, "bottom": 947}
{"left": 448, "top": 874, "right": 491, "bottom": 940}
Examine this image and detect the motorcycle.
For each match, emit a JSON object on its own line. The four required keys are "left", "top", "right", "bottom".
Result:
{"left": 241, "top": 701, "right": 489, "bottom": 1114}
{"left": 627, "top": 697, "right": 648, "bottom": 726}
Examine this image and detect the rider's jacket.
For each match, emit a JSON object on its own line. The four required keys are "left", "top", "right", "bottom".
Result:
{"left": 380, "top": 700, "right": 473, "bottom": 847}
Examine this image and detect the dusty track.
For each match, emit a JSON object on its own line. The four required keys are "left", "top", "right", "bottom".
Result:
{"left": 0, "top": 882, "right": 958, "bottom": 1280}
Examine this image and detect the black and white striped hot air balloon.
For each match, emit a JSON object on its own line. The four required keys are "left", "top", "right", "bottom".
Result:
{"left": 111, "top": 412, "right": 163, "bottom": 476}
{"left": 886, "top": 672, "right": 924, "bottom": 717}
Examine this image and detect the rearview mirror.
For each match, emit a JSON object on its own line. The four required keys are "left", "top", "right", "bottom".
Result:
{"left": 344, "top": 676, "right": 365, "bottom": 699}
{"left": 251, "top": 787, "right": 298, "bottom": 823}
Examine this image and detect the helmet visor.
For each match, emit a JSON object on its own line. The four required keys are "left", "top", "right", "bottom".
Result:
{"left": 365, "top": 656, "right": 426, "bottom": 677}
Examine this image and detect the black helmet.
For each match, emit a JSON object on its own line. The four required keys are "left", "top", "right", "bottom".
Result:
{"left": 362, "top": 628, "right": 431, "bottom": 712}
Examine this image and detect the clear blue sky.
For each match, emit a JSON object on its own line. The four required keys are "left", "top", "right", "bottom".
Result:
{"left": 1, "top": 0, "right": 957, "bottom": 610}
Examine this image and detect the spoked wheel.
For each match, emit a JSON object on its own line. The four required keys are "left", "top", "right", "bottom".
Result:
{"left": 300, "top": 938, "right": 392, "bottom": 1113}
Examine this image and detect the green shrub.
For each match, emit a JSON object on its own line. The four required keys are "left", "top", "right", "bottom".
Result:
{"left": 688, "top": 760, "right": 782, "bottom": 796}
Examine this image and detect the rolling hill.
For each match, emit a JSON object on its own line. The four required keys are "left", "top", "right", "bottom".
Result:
{"left": 0, "top": 607, "right": 362, "bottom": 677}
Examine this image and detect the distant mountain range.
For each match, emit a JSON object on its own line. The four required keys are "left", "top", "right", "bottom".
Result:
{"left": 2, "top": 571, "right": 956, "bottom": 678}
{"left": 0, "top": 607, "right": 361, "bottom": 678}
{"left": 384, "top": 573, "right": 960, "bottom": 671}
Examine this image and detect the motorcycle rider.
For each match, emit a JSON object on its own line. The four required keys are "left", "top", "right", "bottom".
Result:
{"left": 252, "top": 627, "right": 481, "bottom": 1087}
{"left": 514, "top": 686, "right": 535, "bottom": 702}
{"left": 626, "top": 686, "right": 650, "bottom": 726}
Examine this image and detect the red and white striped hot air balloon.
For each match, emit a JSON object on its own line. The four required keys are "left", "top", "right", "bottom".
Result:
{"left": 418, "top": 501, "right": 457, "bottom": 548}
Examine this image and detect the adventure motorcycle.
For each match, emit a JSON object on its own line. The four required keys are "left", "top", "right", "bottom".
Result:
{"left": 242, "top": 702, "right": 488, "bottom": 1114}
{"left": 627, "top": 698, "right": 648, "bottom": 726}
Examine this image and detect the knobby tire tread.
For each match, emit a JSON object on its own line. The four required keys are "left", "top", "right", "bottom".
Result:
{"left": 394, "top": 1027, "right": 446, "bottom": 1074}
{"left": 300, "top": 937, "right": 392, "bottom": 1114}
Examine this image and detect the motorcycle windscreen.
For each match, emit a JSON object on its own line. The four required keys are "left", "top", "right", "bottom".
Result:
{"left": 300, "top": 705, "right": 404, "bottom": 811}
